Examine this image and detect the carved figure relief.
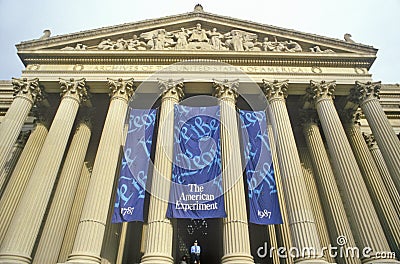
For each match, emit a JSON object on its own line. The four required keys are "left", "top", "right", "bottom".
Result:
{"left": 59, "top": 23, "right": 336, "bottom": 53}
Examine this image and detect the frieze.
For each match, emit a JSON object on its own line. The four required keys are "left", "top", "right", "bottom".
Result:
{"left": 23, "top": 64, "right": 371, "bottom": 76}
{"left": 86, "top": 64, "right": 312, "bottom": 73}
{"left": 59, "top": 23, "right": 336, "bottom": 53}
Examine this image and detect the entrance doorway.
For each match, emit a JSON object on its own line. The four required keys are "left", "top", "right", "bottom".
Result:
{"left": 175, "top": 218, "right": 222, "bottom": 264}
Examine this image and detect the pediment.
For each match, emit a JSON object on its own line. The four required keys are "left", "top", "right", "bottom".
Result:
{"left": 16, "top": 8, "right": 377, "bottom": 56}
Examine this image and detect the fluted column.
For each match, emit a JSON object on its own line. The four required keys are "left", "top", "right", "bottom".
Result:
{"left": 100, "top": 170, "right": 122, "bottom": 264}
{"left": 58, "top": 164, "right": 91, "bottom": 263}
{"left": 0, "top": 131, "right": 29, "bottom": 197}
{"left": 268, "top": 225, "right": 280, "bottom": 264}
{"left": 0, "top": 78, "right": 88, "bottom": 264}
{"left": 266, "top": 122, "right": 293, "bottom": 264}
{"left": 213, "top": 79, "right": 253, "bottom": 264}
{"left": 349, "top": 81, "right": 400, "bottom": 194}
{"left": 0, "top": 119, "right": 48, "bottom": 244}
{"left": 33, "top": 119, "right": 92, "bottom": 264}
{"left": 66, "top": 78, "right": 135, "bottom": 264}
{"left": 306, "top": 80, "right": 397, "bottom": 263}
{"left": 298, "top": 148, "right": 334, "bottom": 263}
{"left": 0, "top": 78, "right": 43, "bottom": 173}
{"left": 301, "top": 111, "right": 359, "bottom": 264}
{"left": 342, "top": 111, "right": 400, "bottom": 257}
{"left": 141, "top": 79, "right": 184, "bottom": 264}
{"left": 262, "top": 80, "right": 326, "bottom": 263}
{"left": 363, "top": 134, "right": 400, "bottom": 216}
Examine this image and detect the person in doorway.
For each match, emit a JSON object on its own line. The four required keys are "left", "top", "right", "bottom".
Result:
{"left": 190, "top": 240, "right": 201, "bottom": 264}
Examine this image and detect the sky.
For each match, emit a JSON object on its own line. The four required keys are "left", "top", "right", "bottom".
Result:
{"left": 0, "top": 0, "right": 399, "bottom": 83}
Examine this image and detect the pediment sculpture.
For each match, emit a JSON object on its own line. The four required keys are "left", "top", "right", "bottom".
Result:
{"left": 60, "top": 23, "right": 336, "bottom": 53}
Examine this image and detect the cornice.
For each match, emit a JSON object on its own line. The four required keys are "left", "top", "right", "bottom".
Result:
{"left": 19, "top": 50, "right": 375, "bottom": 69}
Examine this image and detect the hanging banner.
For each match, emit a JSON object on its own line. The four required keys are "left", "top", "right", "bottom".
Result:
{"left": 239, "top": 110, "right": 282, "bottom": 225}
{"left": 112, "top": 108, "right": 157, "bottom": 223}
{"left": 167, "top": 105, "right": 226, "bottom": 219}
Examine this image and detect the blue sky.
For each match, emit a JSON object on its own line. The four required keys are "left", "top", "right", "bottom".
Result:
{"left": 0, "top": 0, "right": 399, "bottom": 83}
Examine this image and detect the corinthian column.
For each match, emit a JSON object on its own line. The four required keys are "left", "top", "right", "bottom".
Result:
{"left": 213, "top": 79, "right": 253, "bottom": 264}
{"left": 33, "top": 119, "right": 92, "bottom": 264}
{"left": 141, "top": 79, "right": 184, "bottom": 264}
{"left": 306, "top": 80, "right": 397, "bottom": 263}
{"left": 301, "top": 111, "right": 359, "bottom": 264}
{"left": 298, "top": 148, "right": 334, "bottom": 263}
{"left": 363, "top": 134, "right": 400, "bottom": 215}
{"left": 0, "top": 130, "right": 29, "bottom": 196}
{"left": 349, "top": 81, "right": 400, "bottom": 194}
{"left": 58, "top": 164, "right": 91, "bottom": 263}
{"left": 342, "top": 111, "right": 400, "bottom": 257}
{"left": 0, "top": 78, "right": 88, "bottom": 264}
{"left": 266, "top": 122, "right": 293, "bottom": 264}
{"left": 262, "top": 80, "right": 326, "bottom": 264}
{"left": 0, "top": 119, "right": 48, "bottom": 244}
{"left": 0, "top": 78, "right": 43, "bottom": 173}
{"left": 67, "top": 78, "right": 135, "bottom": 264}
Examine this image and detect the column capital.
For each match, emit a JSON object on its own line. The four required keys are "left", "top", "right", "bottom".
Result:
{"left": 306, "top": 80, "right": 336, "bottom": 103}
{"left": 212, "top": 79, "right": 239, "bottom": 103}
{"left": 363, "top": 133, "right": 378, "bottom": 150}
{"left": 340, "top": 109, "right": 361, "bottom": 126}
{"left": 59, "top": 78, "right": 89, "bottom": 103}
{"left": 349, "top": 81, "right": 381, "bottom": 105}
{"left": 299, "top": 109, "right": 319, "bottom": 126}
{"left": 158, "top": 78, "right": 185, "bottom": 102}
{"left": 107, "top": 77, "right": 136, "bottom": 101}
{"left": 261, "top": 79, "right": 288, "bottom": 101}
{"left": 12, "top": 77, "right": 44, "bottom": 105}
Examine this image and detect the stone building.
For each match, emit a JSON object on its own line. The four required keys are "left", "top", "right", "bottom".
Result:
{"left": 0, "top": 5, "right": 399, "bottom": 264}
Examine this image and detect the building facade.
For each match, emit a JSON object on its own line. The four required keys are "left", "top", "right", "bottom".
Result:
{"left": 0, "top": 5, "right": 399, "bottom": 264}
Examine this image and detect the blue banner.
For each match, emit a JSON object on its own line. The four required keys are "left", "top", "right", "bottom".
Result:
{"left": 166, "top": 105, "right": 226, "bottom": 219}
{"left": 112, "top": 108, "right": 157, "bottom": 223}
{"left": 239, "top": 110, "right": 282, "bottom": 225}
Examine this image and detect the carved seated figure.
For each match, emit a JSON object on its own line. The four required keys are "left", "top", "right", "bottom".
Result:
{"left": 188, "top": 23, "right": 209, "bottom": 42}
{"left": 284, "top": 40, "right": 302, "bottom": 52}
{"left": 113, "top": 38, "right": 127, "bottom": 50}
{"left": 127, "top": 35, "right": 147, "bottom": 50}
{"left": 98, "top": 39, "right": 114, "bottom": 50}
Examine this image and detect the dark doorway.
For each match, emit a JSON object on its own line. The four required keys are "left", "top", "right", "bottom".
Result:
{"left": 175, "top": 218, "right": 222, "bottom": 264}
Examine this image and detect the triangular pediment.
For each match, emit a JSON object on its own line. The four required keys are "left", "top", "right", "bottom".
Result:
{"left": 16, "top": 8, "right": 377, "bottom": 56}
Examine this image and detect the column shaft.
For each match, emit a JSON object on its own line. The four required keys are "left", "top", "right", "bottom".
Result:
{"left": 100, "top": 172, "right": 122, "bottom": 264}
{"left": 216, "top": 84, "right": 253, "bottom": 264}
{"left": 361, "top": 99, "right": 400, "bottom": 193}
{"left": 0, "top": 78, "right": 42, "bottom": 173}
{"left": 0, "top": 93, "right": 83, "bottom": 263}
{"left": 141, "top": 81, "right": 183, "bottom": 264}
{"left": 309, "top": 80, "right": 395, "bottom": 263}
{"left": 0, "top": 121, "right": 48, "bottom": 244}
{"left": 299, "top": 149, "right": 334, "bottom": 263}
{"left": 33, "top": 121, "right": 91, "bottom": 264}
{"left": 67, "top": 79, "right": 133, "bottom": 263}
{"left": 302, "top": 121, "right": 359, "bottom": 264}
{"left": 0, "top": 131, "right": 28, "bottom": 197}
{"left": 365, "top": 135, "right": 400, "bottom": 216}
{"left": 58, "top": 164, "right": 91, "bottom": 263}
{"left": 268, "top": 225, "right": 280, "bottom": 264}
{"left": 350, "top": 81, "right": 400, "bottom": 194}
{"left": 263, "top": 80, "right": 326, "bottom": 263}
{"left": 267, "top": 123, "right": 293, "bottom": 264}
{"left": 344, "top": 121, "right": 400, "bottom": 257}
